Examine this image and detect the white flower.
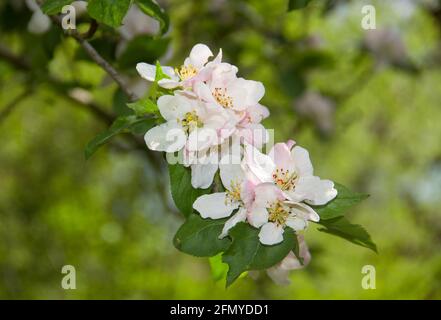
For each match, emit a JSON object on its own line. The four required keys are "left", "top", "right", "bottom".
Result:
{"left": 194, "top": 65, "right": 265, "bottom": 113}
{"left": 192, "top": 155, "right": 255, "bottom": 237}
{"left": 248, "top": 183, "right": 320, "bottom": 245}
{"left": 144, "top": 93, "right": 230, "bottom": 153}
{"left": 243, "top": 142, "right": 337, "bottom": 245}
{"left": 136, "top": 43, "right": 220, "bottom": 89}
{"left": 243, "top": 142, "right": 337, "bottom": 206}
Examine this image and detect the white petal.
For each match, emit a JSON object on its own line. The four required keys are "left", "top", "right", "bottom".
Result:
{"left": 219, "top": 154, "right": 243, "bottom": 191}
{"left": 144, "top": 120, "right": 186, "bottom": 152}
{"left": 292, "top": 176, "right": 337, "bottom": 206}
{"left": 193, "top": 192, "right": 238, "bottom": 219}
{"left": 157, "top": 94, "right": 193, "bottom": 121}
{"left": 187, "top": 128, "right": 218, "bottom": 152}
{"left": 268, "top": 142, "right": 296, "bottom": 172}
{"left": 292, "top": 146, "right": 313, "bottom": 177}
{"left": 244, "top": 80, "right": 265, "bottom": 106}
{"left": 189, "top": 43, "right": 213, "bottom": 69}
{"left": 248, "top": 204, "right": 269, "bottom": 228}
{"left": 191, "top": 162, "right": 218, "bottom": 189}
{"left": 219, "top": 208, "right": 247, "bottom": 239}
{"left": 136, "top": 63, "right": 156, "bottom": 82}
{"left": 243, "top": 144, "right": 275, "bottom": 183}
{"left": 253, "top": 183, "right": 284, "bottom": 208}
{"left": 258, "top": 222, "right": 284, "bottom": 245}
{"left": 286, "top": 201, "right": 320, "bottom": 222}
{"left": 285, "top": 216, "right": 307, "bottom": 231}
{"left": 158, "top": 78, "right": 180, "bottom": 89}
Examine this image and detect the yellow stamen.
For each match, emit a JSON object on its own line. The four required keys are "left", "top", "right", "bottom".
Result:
{"left": 179, "top": 110, "right": 202, "bottom": 132}
{"left": 272, "top": 168, "right": 298, "bottom": 191}
{"left": 175, "top": 65, "right": 197, "bottom": 80}
{"left": 268, "top": 200, "right": 290, "bottom": 226}
{"left": 213, "top": 87, "right": 233, "bottom": 109}
{"left": 225, "top": 180, "right": 242, "bottom": 205}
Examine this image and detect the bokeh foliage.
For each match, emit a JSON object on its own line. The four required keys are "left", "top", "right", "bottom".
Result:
{"left": 1, "top": 0, "right": 441, "bottom": 299}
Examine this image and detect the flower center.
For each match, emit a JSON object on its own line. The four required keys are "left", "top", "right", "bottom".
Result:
{"left": 176, "top": 65, "right": 197, "bottom": 80}
{"left": 180, "top": 110, "right": 202, "bottom": 132}
{"left": 268, "top": 200, "right": 290, "bottom": 226}
{"left": 225, "top": 180, "right": 242, "bottom": 205}
{"left": 272, "top": 168, "right": 298, "bottom": 191}
{"left": 213, "top": 87, "right": 233, "bottom": 108}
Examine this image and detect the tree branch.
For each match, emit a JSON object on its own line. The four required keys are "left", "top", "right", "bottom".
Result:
{"left": 49, "top": 15, "right": 138, "bottom": 102}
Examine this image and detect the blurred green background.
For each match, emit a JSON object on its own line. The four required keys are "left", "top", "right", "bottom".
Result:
{"left": 1, "top": 0, "right": 441, "bottom": 299}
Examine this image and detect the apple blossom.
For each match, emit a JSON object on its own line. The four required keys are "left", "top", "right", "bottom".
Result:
{"left": 192, "top": 156, "right": 255, "bottom": 236}
{"left": 136, "top": 43, "right": 221, "bottom": 89}
{"left": 144, "top": 93, "right": 230, "bottom": 153}
{"left": 243, "top": 142, "right": 337, "bottom": 206}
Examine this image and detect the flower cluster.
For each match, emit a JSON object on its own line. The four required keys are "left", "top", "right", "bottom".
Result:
{"left": 137, "top": 43, "right": 337, "bottom": 282}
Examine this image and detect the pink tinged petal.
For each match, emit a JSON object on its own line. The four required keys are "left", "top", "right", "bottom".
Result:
{"left": 297, "top": 235, "right": 312, "bottom": 267}
{"left": 219, "top": 208, "right": 247, "bottom": 239}
{"left": 246, "top": 103, "right": 270, "bottom": 123}
{"left": 286, "top": 139, "right": 296, "bottom": 150}
{"left": 190, "top": 162, "right": 218, "bottom": 189}
{"left": 258, "top": 222, "right": 284, "bottom": 245}
{"left": 193, "top": 192, "right": 238, "bottom": 219}
{"left": 136, "top": 63, "right": 156, "bottom": 82}
{"left": 248, "top": 204, "right": 269, "bottom": 228}
{"left": 238, "top": 124, "right": 268, "bottom": 148}
{"left": 269, "top": 142, "right": 296, "bottom": 172}
{"left": 292, "top": 146, "right": 314, "bottom": 177}
{"left": 243, "top": 144, "right": 275, "bottom": 183}
{"left": 244, "top": 80, "right": 265, "bottom": 105}
{"left": 188, "top": 43, "right": 213, "bottom": 69}
{"left": 292, "top": 176, "right": 337, "bottom": 206}
{"left": 219, "top": 155, "right": 244, "bottom": 191}
{"left": 279, "top": 251, "right": 303, "bottom": 270}
{"left": 144, "top": 120, "right": 186, "bottom": 152}
{"left": 253, "top": 183, "right": 285, "bottom": 208}
{"left": 266, "top": 266, "right": 291, "bottom": 286}
{"left": 194, "top": 81, "right": 217, "bottom": 104}
{"left": 157, "top": 95, "right": 193, "bottom": 121}
{"left": 241, "top": 180, "right": 256, "bottom": 208}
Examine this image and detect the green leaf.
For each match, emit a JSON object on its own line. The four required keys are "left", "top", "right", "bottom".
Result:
{"left": 209, "top": 254, "right": 229, "bottom": 282}
{"left": 173, "top": 214, "right": 231, "bottom": 257}
{"left": 313, "top": 183, "right": 369, "bottom": 220}
{"left": 41, "top": 0, "right": 74, "bottom": 15}
{"left": 317, "top": 216, "right": 377, "bottom": 253}
{"left": 112, "top": 88, "right": 132, "bottom": 116}
{"left": 128, "top": 118, "right": 156, "bottom": 135}
{"left": 85, "top": 115, "right": 151, "bottom": 159}
{"left": 288, "top": 0, "right": 312, "bottom": 11}
{"left": 168, "top": 164, "right": 211, "bottom": 217}
{"left": 154, "top": 60, "right": 171, "bottom": 81}
{"left": 87, "top": 0, "right": 132, "bottom": 27}
{"left": 126, "top": 98, "right": 158, "bottom": 116}
{"left": 135, "top": 0, "right": 170, "bottom": 35}
{"left": 222, "top": 223, "right": 297, "bottom": 287}
{"left": 117, "top": 35, "right": 170, "bottom": 69}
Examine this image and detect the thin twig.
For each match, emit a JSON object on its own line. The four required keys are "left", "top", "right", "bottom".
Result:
{"left": 49, "top": 14, "right": 138, "bottom": 102}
